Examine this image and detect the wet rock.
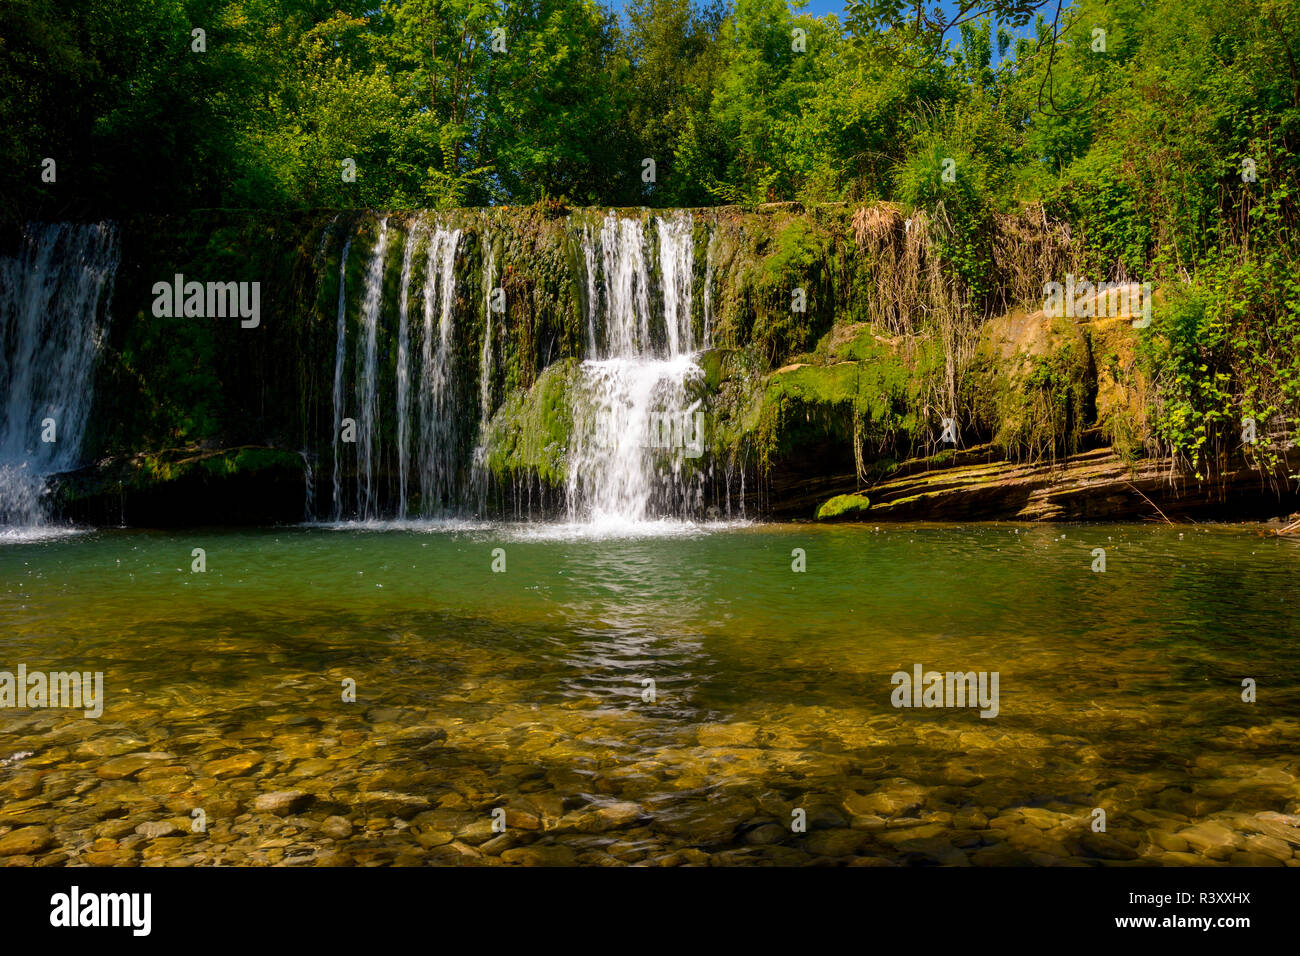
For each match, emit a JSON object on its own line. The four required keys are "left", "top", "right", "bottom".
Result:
{"left": 849, "top": 814, "right": 888, "bottom": 831}
{"left": 83, "top": 848, "right": 136, "bottom": 866}
{"left": 1, "top": 773, "right": 44, "bottom": 800}
{"left": 744, "top": 823, "right": 789, "bottom": 845}
{"left": 1243, "top": 834, "right": 1293, "bottom": 862}
{"left": 878, "top": 823, "right": 947, "bottom": 844}
{"left": 678, "top": 848, "right": 711, "bottom": 866}
{"left": 139, "top": 836, "right": 185, "bottom": 861}
{"left": 1079, "top": 833, "right": 1139, "bottom": 860}
{"left": 95, "top": 753, "right": 175, "bottom": 780}
{"left": 952, "top": 809, "right": 989, "bottom": 829}
{"left": 479, "top": 833, "right": 517, "bottom": 856}
{"left": 320, "top": 816, "right": 353, "bottom": 839}
{"left": 1146, "top": 830, "right": 1189, "bottom": 853}
{"left": 1178, "top": 822, "right": 1242, "bottom": 859}
{"left": 805, "top": 804, "right": 850, "bottom": 829}
{"left": 654, "top": 796, "right": 751, "bottom": 844}
{"left": 802, "top": 829, "right": 868, "bottom": 857}
{"left": 354, "top": 791, "right": 430, "bottom": 819}
{"left": 500, "top": 845, "right": 577, "bottom": 866}
{"left": 456, "top": 819, "right": 498, "bottom": 845}
{"left": 1247, "top": 813, "right": 1300, "bottom": 848}
{"left": 74, "top": 737, "right": 149, "bottom": 759}
{"left": 414, "top": 828, "right": 454, "bottom": 849}
{"left": 93, "top": 819, "right": 138, "bottom": 840}
{"left": 253, "top": 791, "right": 312, "bottom": 816}
{"left": 134, "top": 820, "right": 179, "bottom": 839}
{"left": 519, "top": 792, "right": 565, "bottom": 826}
{"left": 843, "top": 782, "right": 926, "bottom": 818}
{"left": 594, "top": 802, "right": 645, "bottom": 828}
{"left": 697, "top": 724, "right": 758, "bottom": 747}
{"left": 0, "top": 826, "right": 55, "bottom": 856}
{"left": 136, "top": 763, "right": 188, "bottom": 780}
{"left": 1019, "top": 808, "right": 1070, "bottom": 830}
{"left": 202, "top": 753, "right": 263, "bottom": 779}
{"left": 504, "top": 809, "right": 541, "bottom": 831}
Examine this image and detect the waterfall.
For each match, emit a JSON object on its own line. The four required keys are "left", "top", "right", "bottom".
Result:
{"left": 597, "top": 212, "right": 652, "bottom": 357}
{"left": 417, "top": 225, "right": 462, "bottom": 515}
{"left": 312, "top": 209, "right": 716, "bottom": 525}
{"left": 567, "top": 211, "right": 708, "bottom": 525}
{"left": 469, "top": 232, "right": 498, "bottom": 511}
{"left": 355, "top": 218, "right": 390, "bottom": 521}
{"left": 330, "top": 233, "right": 353, "bottom": 522}
{"left": 396, "top": 216, "right": 424, "bottom": 519}
{"left": 327, "top": 217, "right": 462, "bottom": 522}
{"left": 0, "top": 223, "right": 119, "bottom": 529}
{"left": 703, "top": 229, "right": 717, "bottom": 347}
{"left": 299, "top": 451, "right": 315, "bottom": 522}
{"left": 657, "top": 212, "right": 694, "bottom": 355}
{"left": 582, "top": 221, "right": 600, "bottom": 355}
{"left": 479, "top": 234, "right": 497, "bottom": 430}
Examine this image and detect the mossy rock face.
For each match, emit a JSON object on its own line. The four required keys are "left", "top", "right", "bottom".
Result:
{"left": 710, "top": 332, "right": 942, "bottom": 474}
{"left": 482, "top": 358, "right": 579, "bottom": 487}
{"left": 815, "top": 492, "right": 871, "bottom": 521}
{"left": 967, "top": 310, "right": 1095, "bottom": 460}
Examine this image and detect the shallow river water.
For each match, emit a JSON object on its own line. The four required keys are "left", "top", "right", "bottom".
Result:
{"left": 1, "top": 521, "right": 1298, "bottom": 866}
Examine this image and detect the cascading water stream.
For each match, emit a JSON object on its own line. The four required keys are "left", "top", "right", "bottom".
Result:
{"left": 469, "top": 232, "right": 498, "bottom": 509}
{"left": 417, "top": 226, "right": 462, "bottom": 515}
{"left": 567, "top": 211, "right": 708, "bottom": 525}
{"left": 330, "top": 233, "right": 353, "bottom": 522}
{"left": 396, "top": 215, "right": 424, "bottom": 519}
{"left": 0, "top": 223, "right": 120, "bottom": 530}
{"left": 355, "top": 218, "right": 390, "bottom": 520}
{"left": 322, "top": 210, "right": 715, "bottom": 526}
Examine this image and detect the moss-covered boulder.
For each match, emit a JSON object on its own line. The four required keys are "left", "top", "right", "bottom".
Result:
{"left": 815, "top": 492, "right": 871, "bottom": 521}
{"left": 482, "top": 358, "right": 579, "bottom": 487}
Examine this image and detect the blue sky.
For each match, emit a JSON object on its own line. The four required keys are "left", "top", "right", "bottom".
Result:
{"left": 759, "top": 1, "right": 975, "bottom": 22}
{"left": 794, "top": 0, "right": 849, "bottom": 15}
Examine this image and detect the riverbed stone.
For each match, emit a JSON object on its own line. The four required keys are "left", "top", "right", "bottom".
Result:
{"left": 1178, "top": 822, "right": 1242, "bottom": 859}
{"left": 203, "top": 753, "right": 263, "bottom": 779}
{"left": 134, "top": 820, "right": 180, "bottom": 839}
{"left": 0, "top": 826, "right": 55, "bottom": 856}
{"left": 96, "top": 752, "right": 174, "bottom": 780}
{"left": 253, "top": 791, "right": 312, "bottom": 816}
{"left": 500, "top": 845, "right": 577, "bottom": 866}
{"left": 697, "top": 723, "right": 758, "bottom": 747}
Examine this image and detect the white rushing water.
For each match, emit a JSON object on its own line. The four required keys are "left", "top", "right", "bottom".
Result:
{"left": 330, "top": 216, "right": 463, "bottom": 521}
{"left": 469, "top": 231, "right": 498, "bottom": 508}
{"left": 395, "top": 215, "right": 424, "bottom": 519}
{"left": 355, "top": 217, "right": 390, "bottom": 521}
{"left": 567, "top": 211, "right": 708, "bottom": 525}
{"left": 323, "top": 210, "right": 717, "bottom": 529}
{"left": 330, "top": 232, "right": 354, "bottom": 522}
{"left": 417, "top": 225, "right": 462, "bottom": 516}
{"left": 0, "top": 223, "right": 120, "bottom": 531}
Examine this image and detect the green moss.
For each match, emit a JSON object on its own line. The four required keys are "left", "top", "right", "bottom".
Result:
{"left": 710, "top": 332, "right": 944, "bottom": 472}
{"left": 966, "top": 315, "right": 1094, "bottom": 461}
{"left": 815, "top": 492, "right": 871, "bottom": 521}
{"left": 483, "top": 358, "right": 578, "bottom": 486}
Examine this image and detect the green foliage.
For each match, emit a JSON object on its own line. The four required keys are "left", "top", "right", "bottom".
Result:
{"left": 6, "top": 0, "right": 1300, "bottom": 498}
{"left": 1140, "top": 251, "right": 1300, "bottom": 479}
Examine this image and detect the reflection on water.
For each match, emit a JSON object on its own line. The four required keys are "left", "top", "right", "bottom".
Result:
{"left": 0, "top": 523, "right": 1297, "bottom": 866}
